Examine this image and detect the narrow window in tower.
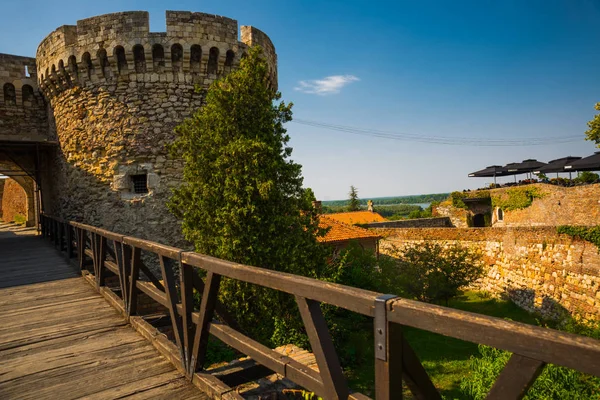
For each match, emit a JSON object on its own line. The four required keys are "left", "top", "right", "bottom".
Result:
{"left": 24, "top": 65, "right": 30, "bottom": 78}
{"left": 114, "top": 46, "right": 127, "bottom": 73}
{"left": 190, "top": 45, "right": 201, "bottom": 73}
{"left": 133, "top": 45, "right": 146, "bottom": 73}
{"left": 68, "top": 56, "right": 79, "bottom": 80}
{"left": 3, "top": 83, "right": 16, "bottom": 105}
{"left": 22, "top": 85, "right": 34, "bottom": 105}
{"left": 171, "top": 44, "right": 183, "bottom": 73}
{"left": 97, "top": 49, "right": 110, "bottom": 78}
{"left": 152, "top": 44, "right": 165, "bottom": 73}
{"left": 82, "top": 52, "right": 93, "bottom": 79}
{"left": 58, "top": 60, "right": 69, "bottom": 85}
{"left": 224, "top": 50, "right": 235, "bottom": 72}
{"left": 207, "top": 47, "right": 219, "bottom": 75}
{"left": 131, "top": 174, "right": 148, "bottom": 194}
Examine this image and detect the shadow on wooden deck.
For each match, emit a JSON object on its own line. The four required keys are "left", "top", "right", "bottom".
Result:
{"left": 0, "top": 222, "right": 207, "bottom": 399}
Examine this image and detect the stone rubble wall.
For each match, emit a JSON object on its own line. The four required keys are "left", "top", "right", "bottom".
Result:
{"left": 377, "top": 227, "right": 600, "bottom": 322}
{"left": 0, "top": 178, "right": 28, "bottom": 223}
{"left": 0, "top": 54, "right": 49, "bottom": 141}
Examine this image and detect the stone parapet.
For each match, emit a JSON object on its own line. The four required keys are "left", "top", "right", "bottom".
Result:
{"left": 379, "top": 226, "right": 600, "bottom": 322}
{"left": 36, "top": 11, "right": 278, "bottom": 100}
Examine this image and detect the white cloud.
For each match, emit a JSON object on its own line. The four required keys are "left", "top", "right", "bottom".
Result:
{"left": 294, "top": 75, "right": 359, "bottom": 95}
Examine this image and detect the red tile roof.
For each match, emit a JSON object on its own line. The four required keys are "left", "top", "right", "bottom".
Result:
{"left": 318, "top": 216, "right": 381, "bottom": 244}
{"left": 324, "top": 211, "right": 387, "bottom": 225}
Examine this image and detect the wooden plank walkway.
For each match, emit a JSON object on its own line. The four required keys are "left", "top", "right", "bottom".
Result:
{"left": 0, "top": 222, "right": 207, "bottom": 399}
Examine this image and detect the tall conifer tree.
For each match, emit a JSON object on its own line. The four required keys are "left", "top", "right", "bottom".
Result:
{"left": 169, "top": 47, "right": 327, "bottom": 344}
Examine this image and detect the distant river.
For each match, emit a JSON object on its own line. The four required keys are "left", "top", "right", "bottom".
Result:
{"left": 377, "top": 203, "right": 431, "bottom": 209}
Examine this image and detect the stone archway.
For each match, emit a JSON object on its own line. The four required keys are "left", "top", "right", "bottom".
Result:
{"left": 472, "top": 213, "right": 485, "bottom": 228}
{"left": 0, "top": 162, "right": 36, "bottom": 227}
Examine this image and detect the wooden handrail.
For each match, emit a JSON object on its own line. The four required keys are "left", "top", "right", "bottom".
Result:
{"left": 39, "top": 213, "right": 600, "bottom": 400}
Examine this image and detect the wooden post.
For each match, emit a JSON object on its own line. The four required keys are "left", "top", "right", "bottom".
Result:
{"left": 296, "top": 296, "right": 349, "bottom": 400}
{"left": 77, "top": 228, "right": 86, "bottom": 271}
{"left": 189, "top": 272, "right": 221, "bottom": 375}
{"left": 127, "top": 247, "right": 141, "bottom": 316}
{"left": 66, "top": 224, "right": 73, "bottom": 259}
{"left": 159, "top": 255, "right": 185, "bottom": 370}
{"left": 179, "top": 259, "right": 196, "bottom": 377}
{"left": 487, "top": 354, "right": 545, "bottom": 399}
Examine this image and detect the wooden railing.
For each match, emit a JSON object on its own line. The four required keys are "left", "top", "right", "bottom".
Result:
{"left": 39, "top": 214, "right": 600, "bottom": 400}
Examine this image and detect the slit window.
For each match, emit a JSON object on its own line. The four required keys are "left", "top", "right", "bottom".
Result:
{"left": 131, "top": 174, "right": 148, "bottom": 194}
{"left": 3, "top": 83, "right": 16, "bottom": 105}
{"left": 171, "top": 44, "right": 183, "bottom": 72}
{"left": 22, "top": 85, "right": 34, "bottom": 104}
{"left": 190, "top": 45, "right": 201, "bottom": 73}
{"left": 133, "top": 45, "right": 146, "bottom": 73}
{"left": 207, "top": 47, "right": 219, "bottom": 75}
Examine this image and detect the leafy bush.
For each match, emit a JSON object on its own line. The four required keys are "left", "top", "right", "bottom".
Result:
{"left": 557, "top": 225, "right": 600, "bottom": 252}
{"left": 390, "top": 242, "right": 484, "bottom": 305}
{"left": 491, "top": 187, "right": 545, "bottom": 211}
{"left": 575, "top": 171, "right": 600, "bottom": 184}
{"left": 460, "top": 320, "right": 600, "bottom": 399}
{"left": 13, "top": 214, "right": 26, "bottom": 225}
{"left": 451, "top": 191, "right": 468, "bottom": 209}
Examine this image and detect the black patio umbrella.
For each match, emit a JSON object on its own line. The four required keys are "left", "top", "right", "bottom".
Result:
{"left": 505, "top": 159, "right": 547, "bottom": 181}
{"left": 564, "top": 151, "right": 600, "bottom": 172}
{"left": 534, "top": 156, "right": 581, "bottom": 178}
{"left": 468, "top": 165, "right": 508, "bottom": 185}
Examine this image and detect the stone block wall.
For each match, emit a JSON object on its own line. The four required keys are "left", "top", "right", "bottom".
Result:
{"left": 1, "top": 178, "right": 27, "bottom": 223}
{"left": 377, "top": 227, "right": 600, "bottom": 322}
{"left": 0, "top": 54, "right": 49, "bottom": 141}
{"left": 490, "top": 183, "right": 600, "bottom": 227}
{"left": 434, "top": 183, "right": 600, "bottom": 228}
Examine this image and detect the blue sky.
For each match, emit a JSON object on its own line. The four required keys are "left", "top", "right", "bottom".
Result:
{"left": 2, "top": 1, "right": 599, "bottom": 200}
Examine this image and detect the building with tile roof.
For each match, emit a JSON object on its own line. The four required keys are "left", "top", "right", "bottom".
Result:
{"left": 324, "top": 211, "right": 387, "bottom": 226}
{"left": 318, "top": 216, "right": 381, "bottom": 255}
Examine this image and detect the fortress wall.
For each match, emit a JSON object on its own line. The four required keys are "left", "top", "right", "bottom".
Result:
{"left": 0, "top": 54, "right": 49, "bottom": 141}
{"left": 435, "top": 183, "right": 600, "bottom": 228}
{"left": 490, "top": 183, "right": 600, "bottom": 227}
{"left": 377, "top": 227, "right": 600, "bottom": 322}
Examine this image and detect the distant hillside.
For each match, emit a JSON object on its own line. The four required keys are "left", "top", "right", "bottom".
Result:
{"left": 322, "top": 193, "right": 449, "bottom": 207}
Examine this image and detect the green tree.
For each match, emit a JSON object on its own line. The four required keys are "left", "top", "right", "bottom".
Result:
{"left": 348, "top": 185, "right": 360, "bottom": 211}
{"left": 585, "top": 102, "right": 600, "bottom": 146}
{"left": 391, "top": 242, "right": 484, "bottom": 305}
{"left": 169, "top": 46, "right": 328, "bottom": 345}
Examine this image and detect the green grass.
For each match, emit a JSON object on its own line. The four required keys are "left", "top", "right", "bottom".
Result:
{"left": 13, "top": 214, "right": 27, "bottom": 225}
{"left": 346, "top": 291, "right": 542, "bottom": 399}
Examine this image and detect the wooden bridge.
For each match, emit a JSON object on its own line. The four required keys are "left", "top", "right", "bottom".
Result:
{"left": 1, "top": 215, "right": 600, "bottom": 399}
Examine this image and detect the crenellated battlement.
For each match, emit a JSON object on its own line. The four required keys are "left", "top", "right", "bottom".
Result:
{"left": 0, "top": 53, "right": 49, "bottom": 141}
{"left": 36, "top": 11, "right": 277, "bottom": 100}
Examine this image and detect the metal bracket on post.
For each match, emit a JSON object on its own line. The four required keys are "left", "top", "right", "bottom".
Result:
{"left": 375, "top": 294, "right": 400, "bottom": 361}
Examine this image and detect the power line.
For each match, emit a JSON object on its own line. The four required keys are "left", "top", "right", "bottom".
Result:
{"left": 291, "top": 118, "right": 583, "bottom": 147}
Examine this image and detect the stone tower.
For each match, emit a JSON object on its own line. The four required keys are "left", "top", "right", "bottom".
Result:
{"left": 33, "top": 11, "right": 277, "bottom": 244}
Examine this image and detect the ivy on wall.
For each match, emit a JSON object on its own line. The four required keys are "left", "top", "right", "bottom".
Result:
{"left": 491, "top": 187, "right": 545, "bottom": 211}
{"left": 450, "top": 191, "right": 491, "bottom": 209}
{"left": 557, "top": 226, "right": 600, "bottom": 252}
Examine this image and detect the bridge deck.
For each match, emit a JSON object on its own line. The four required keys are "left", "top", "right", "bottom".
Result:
{"left": 0, "top": 223, "right": 206, "bottom": 399}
